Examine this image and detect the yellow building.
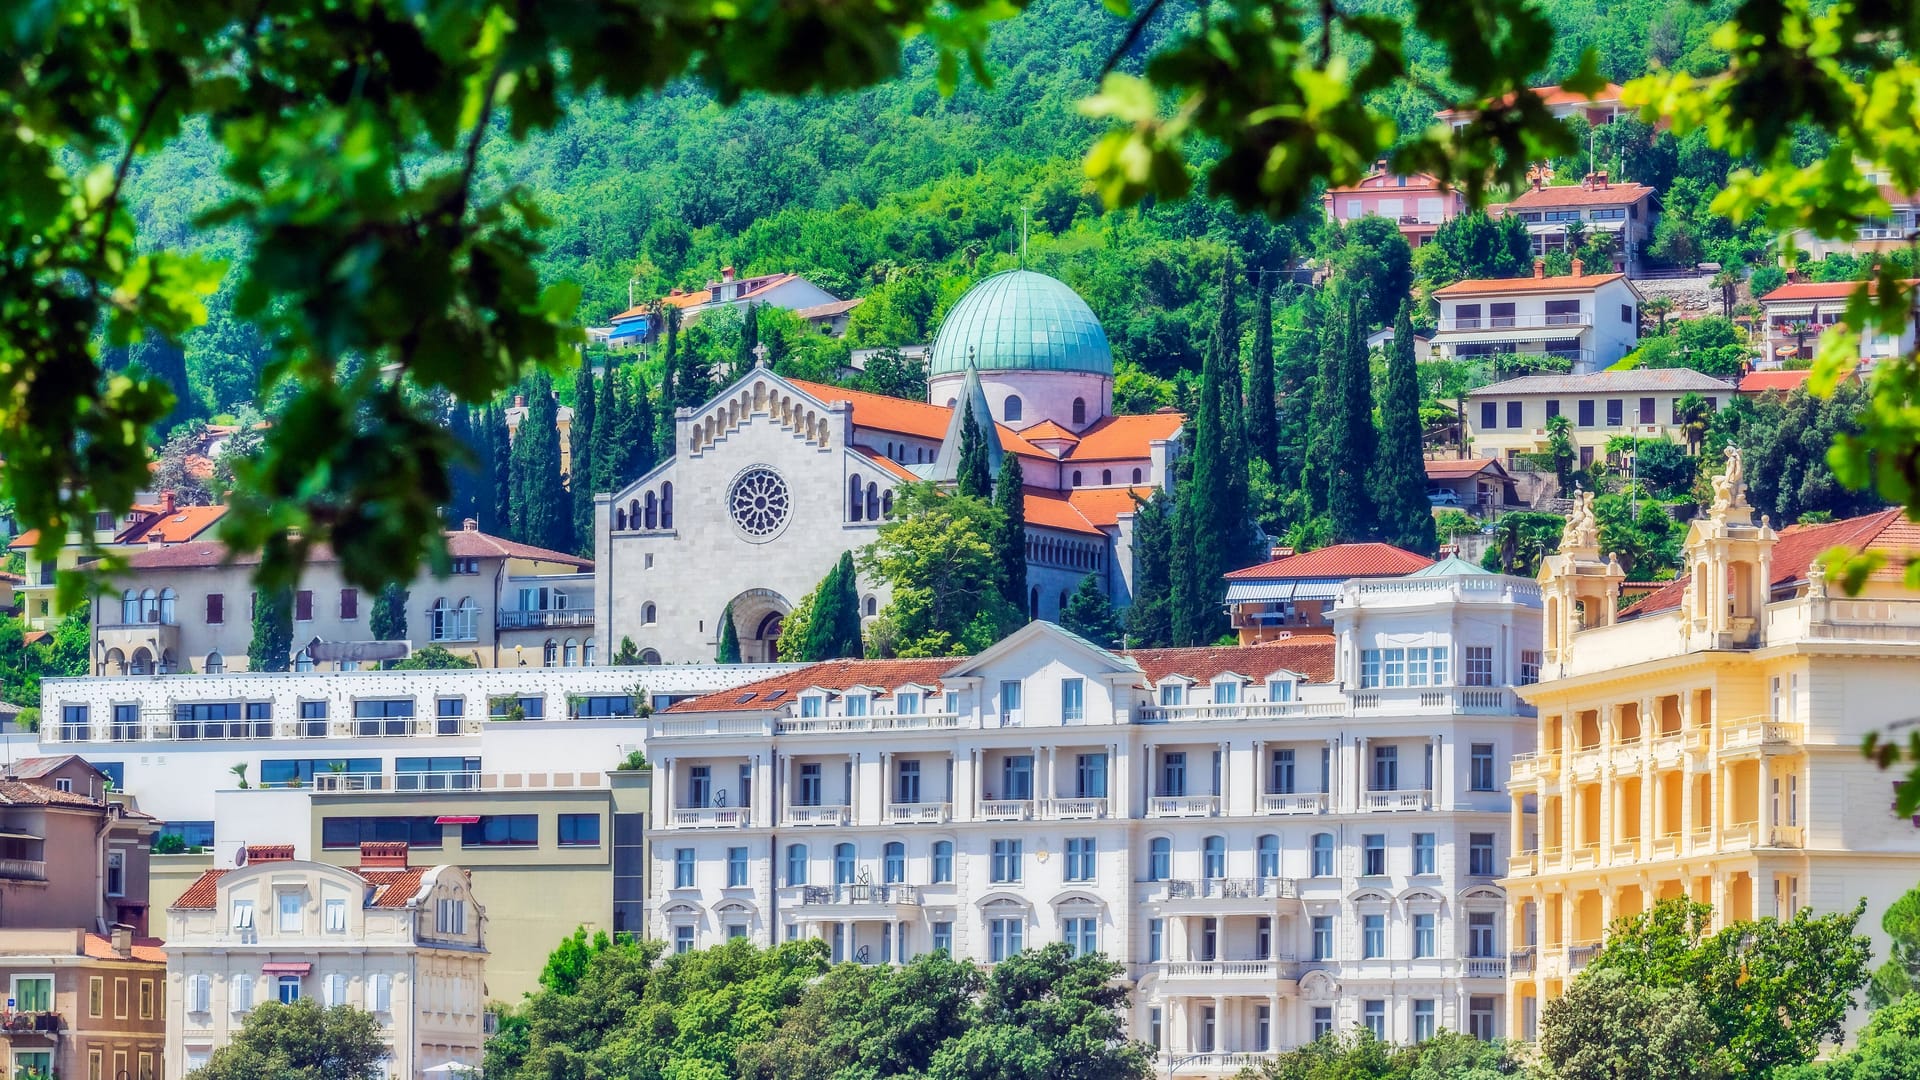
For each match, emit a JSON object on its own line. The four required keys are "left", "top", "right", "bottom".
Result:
{"left": 1503, "top": 457, "right": 1920, "bottom": 1038}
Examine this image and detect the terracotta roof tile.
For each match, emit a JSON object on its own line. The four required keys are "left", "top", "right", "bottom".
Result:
{"left": 667, "top": 657, "right": 959, "bottom": 713}
{"left": 855, "top": 446, "right": 920, "bottom": 483}
{"left": 787, "top": 379, "right": 1052, "bottom": 460}
{"left": 1326, "top": 171, "right": 1451, "bottom": 196}
{"left": 1126, "top": 636, "right": 1337, "bottom": 685}
{"left": 9, "top": 530, "right": 40, "bottom": 550}
{"left": 1018, "top": 420, "right": 1081, "bottom": 445}
{"left": 173, "top": 865, "right": 438, "bottom": 911}
{"left": 1023, "top": 490, "right": 1104, "bottom": 536}
{"left": 123, "top": 528, "right": 588, "bottom": 572}
{"left": 1224, "top": 543, "right": 1435, "bottom": 581}
{"left": 1759, "top": 279, "right": 1917, "bottom": 303}
{"left": 1065, "top": 413, "right": 1184, "bottom": 460}
{"left": 1432, "top": 272, "right": 1628, "bottom": 298}
{"left": 119, "top": 505, "right": 227, "bottom": 545}
{"left": 1738, "top": 370, "right": 1816, "bottom": 394}
{"left": 171, "top": 868, "right": 231, "bottom": 910}
{"left": 1505, "top": 182, "right": 1657, "bottom": 209}
{"left": 1468, "top": 369, "right": 1731, "bottom": 397}
{"left": 1425, "top": 457, "right": 1505, "bottom": 479}
{"left": 794, "top": 298, "right": 863, "bottom": 320}
{"left": 1067, "top": 487, "right": 1157, "bottom": 529}
{"left": 1622, "top": 508, "right": 1918, "bottom": 617}
{"left": 0, "top": 780, "right": 105, "bottom": 809}
{"left": 444, "top": 529, "right": 592, "bottom": 569}
{"left": 81, "top": 933, "right": 167, "bottom": 963}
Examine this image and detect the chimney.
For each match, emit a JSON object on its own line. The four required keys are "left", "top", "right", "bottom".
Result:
{"left": 1581, "top": 172, "right": 1594, "bottom": 191}
{"left": 462, "top": 518, "right": 478, "bottom": 532}
{"left": 244, "top": 844, "right": 295, "bottom": 864}
{"left": 1439, "top": 543, "right": 1461, "bottom": 558}
{"left": 1533, "top": 258, "right": 1546, "bottom": 279}
{"left": 1571, "top": 257, "right": 1585, "bottom": 278}
{"left": 1269, "top": 545, "right": 1295, "bottom": 560}
{"left": 721, "top": 266, "right": 736, "bottom": 283}
{"left": 1596, "top": 170, "right": 1608, "bottom": 189}
{"left": 161, "top": 490, "right": 176, "bottom": 514}
{"left": 110, "top": 924, "right": 132, "bottom": 958}
{"left": 359, "top": 841, "right": 410, "bottom": 869}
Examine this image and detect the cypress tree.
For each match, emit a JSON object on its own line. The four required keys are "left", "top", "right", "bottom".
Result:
{"left": 657, "top": 308, "right": 680, "bottom": 461}
{"left": 739, "top": 302, "right": 760, "bottom": 374}
{"left": 591, "top": 363, "right": 620, "bottom": 496}
{"left": 800, "top": 551, "right": 864, "bottom": 660}
{"left": 1245, "top": 273, "right": 1279, "bottom": 476}
{"left": 956, "top": 398, "right": 993, "bottom": 499}
{"left": 1328, "top": 289, "right": 1378, "bottom": 543}
{"left": 446, "top": 406, "right": 477, "bottom": 527}
{"left": 1169, "top": 258, "right": 1248, "bottom": 646}
{"left": 624, "top": 372, "right": 658, "bottom": 484}
{"left": 511, "top": 375, "right": 571, "bottom": 551}
{"left": 716, "top": 602, "right": 741, "bottom": 663}
{"left": 370, "top": 584, "right": 408, "bottom": 640}
{"left": 993, "top": 452, "right": 1028, "bottom": 616}
{"left": 1062, "top": 575, "right": 1123, "bottom": 646}
{"left": 248, "top": 586, "right": 294, "bottom": 672}
{"left": 1124, "top": 490, "right": 1174, "bottom": 648}
{"left": 1374, "top": 302, "right": 1438, "bottom": 554}
{"left": 488, "top": 404, "right": 512, "bottom": 536}
{"left": 570, "top": 361, "right": 597, "bottom": 552}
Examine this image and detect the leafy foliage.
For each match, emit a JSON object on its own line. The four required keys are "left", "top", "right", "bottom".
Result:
{"left": 1375, "top": 303, "right": 1437, "bottom": 555}
{"left": 248, "top": 587, "right": 294, "bottom": 673}
{"left": 861, "top": 483, "right": 1019, "bottom": 657}
{"left": 1246, "top": 1030, "right": 1522, "bottom": 1080}
{"left": 798, "top": 551, "right": 865, "bottom": 662}
{"left": 391, "top": 645, "right": 475, "bottom": 670}
{"left": 188, "top": 998, "right": 388, "bottom": 1080}
{"left": 1061, "top": 576, "right": 1122, "bottom": 647}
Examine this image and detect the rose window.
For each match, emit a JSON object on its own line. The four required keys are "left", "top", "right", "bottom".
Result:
{"left": 728, "top": 467, "right": 791, "bottom": 539}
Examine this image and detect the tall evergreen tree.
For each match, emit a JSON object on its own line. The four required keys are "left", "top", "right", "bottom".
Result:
{"left": 657, "top": 308, "right": 681, "bottom": 461}
{"left": 570, "top": 361, "right": 598, "bottom": 552}
{"left": 716, "top": 602, "right": 741, "bottom": 663}
{"left": 1168, "top": 258, "right": 1249, "bottom": 646}
{"left": 1124, "top": 490, "right": 1174, "bottom": 648}
{"left": 800, "top": 551, "right": 864, "bottom": 660}
{"left": 1301, "top": 299, "right": 1344, "bottom": 518}
{"left": 992, "top": 452, "right": 1028, "bottom": 617}
{"left": 739, "top": 302, "right": 760, "bottom": 375}
{"left": 1245, "top": 272, "right": 1278, "bottom": 476}
{"left": 955, "top": 398, "right": 993, "bottom": 499}
{"left": 370, "top": 584, "right": 408, "bottom": 640}
{"left": 1374, "top": 303, "right": 1439, "bottom": 554}
{"left": 591, "top": 363, "right": 621, "bottom": 496}
{"left": 446, "top": 406, "right": 479, "bottom": 527}
{"left": 488, "top": 404, "right": 512, "bottom": 535}
{"left": 1327, "top": 289, "right": 1378, "bottom": 544}
{"left": 623, "top": 372, "right": 658, "bottom": 484}
{"left": 1061, "top": 575, "right": 1123, "bottom": 646}
{"left": 248, "top": 586, "right": 294, "bottom": 672}
{"left": 511, "top": 376, "right": 572, "bottom": 551}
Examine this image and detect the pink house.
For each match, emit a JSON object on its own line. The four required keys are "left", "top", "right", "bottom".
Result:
{"left": 1322, "top": 167, "right": 1465, "bottom": 247}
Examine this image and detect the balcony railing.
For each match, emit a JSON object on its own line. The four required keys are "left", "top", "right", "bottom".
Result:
{"left": 1465, "top": 957, "right": 1507, "bottom": 979}
{"left": 1260, "top": 792, "right": 1328, "bottom": 815}
{"left": 1508, "top": 851, "right": 1537, "bottom": 877}
{"left": 886, "top": 802, "right": 951, "bottom": 824}
{"left": 0, "top": 859, "right": 47, "bottom": 882}
{"left": 1162, "top": 1052, "right": 1279, "bottom": 1072}
{"left": 1346, "top": 686, "right": 1531, "bottom": 716}
{"left": 1136, "top": 701, "right": 1339, "bottom": 723}
{"left": 1567, "top": 943, "right": 1599, "bottom": 969}
{"left": 301, "top": 770, "right": 605, "bottom": 793}
{"left": 1041, "top": 797, "right": 1109, "bottom": 820}
{"left": 496, "top": 609, "right": 593, "bottom": 629}
{"left": 1440, "top": 312, "right": 1592, "bottom": 332}
{"left": 1149, "top": 796, "right": 1221, "bottom": 818}
{"left": 1509, "top": 946, "right": 1537, "bottom": 975}
{"left": 979, "top": 799, "right": 1034, "bottom": 821}
{"left": 1719, "top": 717, "right": 1803, "bottom": 752}
{"left": 786, "top": 805, "right": 851, "bottom": 826}
{"left": 801, "top": 883, "right": 921, "bottom": 906}
{"left": 672, "top": 806, "right": 749, "bottom": 828}
{"left": 775, "top": 713, "right": 963, "bottom": 735}
{"left": 1359, "top": 789, "right": 1431, "bottom": 812}
{"left": 1154, "top": 877, "right": 1300, "bottom": 902}
{"left": 1159, "top": 957, "right": 1298, "bottom": 979}
{"left": 1769, "top": 824, "right": 1806, "bottom": 848}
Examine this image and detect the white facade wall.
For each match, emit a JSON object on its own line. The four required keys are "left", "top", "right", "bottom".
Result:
{"left": 1431, "top": 278, "right": 1641, "bottom": 373}
{"left": 928, "top": 369, "right": 1113, "bottom": 432}
{"left": 647, "top": 593, "right": 1539, "bottom": 1075}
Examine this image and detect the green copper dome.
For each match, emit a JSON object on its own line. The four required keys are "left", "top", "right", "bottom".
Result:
{"left": 929, "top": 270, "right": 1113, "bottom": 378}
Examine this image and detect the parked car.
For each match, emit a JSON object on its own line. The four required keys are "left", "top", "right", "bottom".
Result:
{"left": 1427, "top": 489, "right": 1461, "bottom": 506}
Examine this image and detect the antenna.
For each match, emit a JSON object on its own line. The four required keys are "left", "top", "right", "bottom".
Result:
{"left": 1020, "top": 206, "right": 1030, "bottom": 269}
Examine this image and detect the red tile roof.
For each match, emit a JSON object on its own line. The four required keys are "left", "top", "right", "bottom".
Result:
{"left": 119, "top": 505, "right": 227, "bottom": 545}
{"left": 122, "top": 528, "right": 588, "bottom": 572}
{"left": 7, "top": 530, "right": 40, "bottom": 551}
{"left": 1067, "top": 487, "right": 1158, "bottom": 529}
{"left": 1505, "top": 182, "right": 1656, "bottom": 209}
{"left": 667, "top": 657, "right": 960, "bottom": 713}
{"left": 443, "top": 528, "right": 593, "bottom": 568}
{"left": 1065, "top": 413, "right": 1184, "bottom": 461}
{"left": 1023, "top": 490, "right": 1105, "bottom": 536}
{"left": 173, "top": 865, "right": 436, "bottom": 910}
{"left": 1425, "top": 457, "right": 1505, "bottom": 480}
{"left": 1433, "top": 271, "right": 1628, "bottom": 298}
{"left": 1127, "top": 635, "right": 1337, "bottom": 685}
{"left": 1622, "top": 508, "right": 1919, "bottom": 617}
{"left": 1759, "top": 279, "right": 1917, "bottom": 303}
{"left": 1326, "top": 171, "right": 1451, "bottom": 196}
{"left": 788, "top": 379, "right": 1051, "bottom": 461}
{"left": 1438, "top": 82, "right": 1624, "bottom": 119}
{"left": 81, "top": 933, "right": 167, "bottom": 964}
{"left": 1018, "top": 420, "right": 1081, "bottom": 445}
{"left": 0, "top": 779, "right": 107, "bottom": 809}
{"left": 1224, "top": 543, "right": 1435, "bottom": 581}
{"left": 171, "top": 868, "right": 231, "bottom": 910}
{"left": 1738, "top": 370, "right": 1815, "bottom": 394}
{"left": 855, "top": 446, "right": 920, "bottom": 483}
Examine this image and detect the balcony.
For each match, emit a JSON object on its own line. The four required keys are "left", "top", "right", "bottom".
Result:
{"left": 886, "top": 802, "right": 951, "bottom": 824}
{"left": 1465, "top": 957, "right": 1507, "bottom": 979}
{"left": 1162, "top": 1052, "right": 1279, "bottom": 1074}
{"left": 0, "top": 1011, "right": 61, "bottom": 1036}
{"left": 496, "top": 609, "right": 593, "bottom": 629}
{"left": 1151, "top": 877, "right": 1300, "bottom": 904}
{"left": 776, "top": 712, "right": 962, "bottom": 735}
{"left": 1610, "top": 839, "right": 1641, "bottom": 863}
{"left": 1347, "top": 686, "right": 1531, "bottom": 716}
{"left": 1719, "top": 717, "right": 1803, "bottom": 754}
{"left": 0, "top": 859, "right": 46, "bottom": 882}
{"left": 800, "top": 883, "right": 921, "bottom": 907}
{"left": 1507, "top": 851, "right": 1537, "bottom": 877}
{"left": 1259, "top": 793, "right": 1328, "bottom": 815}
{"left": 303, "top": 770, "right": 606, "bottom": 793}
{"left": 1567, "top": 943, "right": 1598, "bottom": 970}
{"left": 1158, "top": 957, "right": 1299, "bottom": 980}
{"left": 1509, "top": 946, "right": 1537, "bottom": 975}
{"left": 1439, "top": 312, "right": 1593, "bottom": 332}
{"left": 1566, "top": 746, "right": 1604, "bottom": 780}
{"left": 1768, "top": 824, "right": 1806, "bottom": 848}
{"left": 671, "top": 806, "right": 750, "bottom": 828}
{"left": 1149, "top": 796, "right": 1221, "bottom": 818}
{"left": 1509, "top": 751, "right": 1556, "bottom": 784}
{"left": 652, "top": 715, "right": 775, "bottom": 739}
{"left": 1358, "top": 789, "right": 1431, "bottom": 812}
{"left": 1136, "top": 701, "right": 1338, "bottom": 723}
{"left": 979, "top": 799, "right": 1034, "bottom": 821}
{"left": 1041, "top": 797, "right": 1109, "bottom": 820}
{"left": 785, "top": 805, "right": 851, "bottom": 827}
{"left": 1650, "top": 833, "right": 1680, "bottom": 858}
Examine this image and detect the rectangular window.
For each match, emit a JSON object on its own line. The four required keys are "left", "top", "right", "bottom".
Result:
{"left": 1075, "top": 753, "right": 1108, "bottom": 799}
{"left": 1363, "top": 913, "right": 1386, "bottom": 958}
{"left": 106, "top": 850, "right": 125, "bottom": 896}
{"left": 277, "top": 891, "right": 302, "bottom": 932}
{"left": 1414, "top": 913, "right": 1436, "bottom": 958}
{"left": 1470, "top": 833, "right": 1497, "bottom": 876}
{"left": 1578, "top": 399, "right": 1595, "bottom": 427}
{"left": 1364, "top": 1000, "right": 1386, "bottom": 1039}
{"left": 1413, "top": 998, "right": 1436, "bottom": 1042}
{"left": 231, "top": 900, "right": 255, "bottom": 931}
{"left": 896, "top": 691, "right": 921, "bottom": 715}
{"left": 991, "top": 839, "right": 1022, "bottom": 883}
{"left": 1160, "top": 751, "right": 1187, "bottom": 796}
{"left": 989, "top": 917, "right": 1024, "bottom": 961}
{"left": 999, "top": 680, "right": 1022, "bottom": 715}
{"left": 932, "top": 921, "right": 953, "bottom": 954}
{"left": 1158, "top": 683, "right": 1185, "bottom": 706}
{"left": 1606, "top": 398, "right": 1624, "bottom": 426}
{"left": 1465, "top": 646, "right": 1495, "bottom": 686}
{"left": 1363, "top": 834, "right": 1386, "bottom": 876}
{"left": 1360, "top": 649, "right": 1383, "bottom": 688}
{"left": 727, "top": 847, "right": 748, "bottom": 887}
{"left": 114, "top": 977, "right": 128, "bottom": 1019}
{"left": 800, "top": 696, "right": 823, "bottom": 718}
{"left": 1546, "top": 398, "right": 1561, "bottom": 420}
{"left": 321, "top": 815, "right": 441, "bottom": 850}
{"left": 844, "top": 694, "right": 869, "bottom": 717}
{"left": 675, "top": 926, "right": 695, "bottom": 955}
{"left": 436, "top": 898, "right": 467, "bottom": 934}
{"left": 558, "top": 813, "right": 601, "bottom": 847}
{"left": 797, "top": 763, "right": 822, "bottom": 806}
{"left": 1213, "top": 679, "right": 1239, "bottom": 705}
{"left": 339, "top": 588, "right": 358, "bottom": 620}
{"left": 1469, "top": 912, "right": 1497, "bottom": 957}
{"left": 294, "top": 589, "right": 313, "bottom": 621}
{"left": 1471, "top": 744, "right": 1497, "bottom": 791}
{"left": 1470, "top": 996, "right": 1497, "bottom": 1041}
{"left": 1065, "top": 837, "right": 1097, "bottom": 882}
{"left": 1313, "top": 1006, "right": 1334, "bottom": 1041}
{"left": 324, "top": 898, "right": 347, "bottom": 933}
{"left": 1270, "top": 749, "right": 1296, "bottom": 794}
{"left": 461, "top": 815, "right": 537, "bottom": 847}
{"left": 89, "top": 976, "right": 103, "bottom": 1018}
{"left": 1505, "top": 400, "right": 1522, "bottom": 429}
{"left": 207, "top": 593, "right": 224, "bottom": 624}
{"left": 1639, "top": 396, "right": 1656, "bottom": 424}
{"left": 1413, "top": 832, "right": 1436, "bottom": 875}
{"left": 1520, "top": 650, "right": 1541, "bottom": 684}
{"left": 1001, "top": 755, "right": 1033, "bottom": 800}
{"left": 1372, "top": 745, "right": 1398, "bottom": 790}
{"left": 139, "top": 979, "right": 154, "bottom": 1020}
{"left": 674, "top": 848, "right": 695, "bottom": 888}
{"left": 1062, "top": 916, "right": 1097, "bottom": 957}
{"left": 1311, "top": 915, "right": 1334, "bottom": 961}
{"left": 1060, "top": 678, "right": 1085, "bottom": 722}
{"left": 786, "top": 845, "right": 808, "bottom": 886}
{"left": 1148, "top": 918, "right": 1164, "bottom": 962}
{"left": 1479, "top": 401, "right": 1498, "bottom": 430}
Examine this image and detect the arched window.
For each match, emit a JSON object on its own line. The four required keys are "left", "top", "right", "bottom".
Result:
{"left": 1147, "top": 837, "right": 1172, "bottom": 881}
{"left": 643, "top": 603, "right": 658, "bottom": 625}
{"left": 786, "top": 844, "right": 809, "bottom": 886}
{"left": 121, "top": 590, "right": 139, "bottom": 625}
{"left": 543, "top": 639, "right": 558, "bottom": 667}
{"left": 886, "top": 441, "right": 894, "bottom": 458}
{"left": 1004, "top": 395, "right": 1023, "bottom": 422}
{"left": 1132, "top": 468, "right": 1142, "bottom": 484}
{"left": 866, "top": 482, "right": 879, "bottom": 520}
{"left": 1058, "top": 590, "right": 1068, "bottom": 613}
{"left": 849, "top": 475, "right": 865, "bottom": 522}
{"left": 1257, "top": 834, "right": 1280, "bottom": 878}
{"left": 628, "top": 499, "right": 639, "bottom": 527}
{"left": 293, "top": 648, "right": 313, "bottom": 673}
{"left": 884, "top": 842, "right": 906, "bottom": 883}
{"left": 458, "top": 597, "right": 479, "bottom": 640}
{"left": 1310, "top": 833, "right": 1334, "bottom": 877}
{"left": 139, "top": 588, "right": 157, "bottom": 622}
{"left": 564, "top": 638, "right": 579, "bottom": 667}
{"left": 660, "top": 482, "right": 673, "bottom": 529}
{"left": 1203, "top": 835, "right": 1227, "bottom": 879}
{"left": 1027, "top": 586, "right": 1038, "bottom": 616}
{"left": 615, "top": 508, "right": 627, "bottom": 530}
{"left": 863, "top": 595, "right": 877, "bottom": 617}
{"left": 159, "top": 588, "right": 176, "bottom": 624}
{"left": 882, "top": 489, "right": 893, "bottom": 518}
{"left": 1072, "top": 471, "right": 1082, "bottom": 486}
{"left": 639, "top": 649, "right": 662, "bottom": 665}
{"left": 129, "top": 648, "right": 153, "bottom": 676}
{"left": 583, "top": 639, "right": 596, "bottom": 666}
{"left": 1072, "top": 398, "right": 1086, "bottom": 425}
{"left": 1101, "top": 469, "right": 1112, "bottom": 485}
{"left": 204, "top": 651, "right": 225, "bottom": 675}
{"left": 644, "top": 492, "right": 658, "bottom": 530}
{"left": 834, "top": 843, "right": 856, "bottom": 885}
{"left": 946, "top": 398, "right": 957, "bottom": 409}
{"left": 931, "top": 841, "right": 954, "bottom": 883}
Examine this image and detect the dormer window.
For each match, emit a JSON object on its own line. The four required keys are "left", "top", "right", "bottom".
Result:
{"left": 1212, "top": 679, "right": 1240, "bottom": 705}
{"left": 1268, "top": 678, "right": 1296, "bottom": 703}
{"left": 1159, "top": 684, "right": 1185, "bottom": 707}
{"left": 896, "top": 691, "right": 921, "bottom": 715}
{"left": 845, "top": 694, "right": 869, "bottom": 718}
{"left": 800, "top": 696, "right": 824, "bottom": 718}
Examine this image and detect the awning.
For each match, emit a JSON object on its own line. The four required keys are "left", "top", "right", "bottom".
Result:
{"left": 261, "top": 962, "right": 311, "bottom": 975}
{"left": 0, "top": 830, "right": 43, "bottom": 841}
{"left": 1225, "top": 583, "right": 1298, "bottom": 603}
{"left": 434, "top": 816, "right": 480, "bottom": 825}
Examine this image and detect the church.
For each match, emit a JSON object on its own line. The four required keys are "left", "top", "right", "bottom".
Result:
{"left": 592, "top": 270, "right": 1186, "bottom": 663}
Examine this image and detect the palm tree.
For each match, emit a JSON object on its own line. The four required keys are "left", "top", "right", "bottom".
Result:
{"left": 1564, "top": 218, "right": 1588, "bottom": 253}
{"left": 1711, "top": 268, "right": 1740, "bottom": 318}
{"left": 1674, "top": 392, "right": 1711, "bottom": 455}
{"left": 229, "top": 763, "right": 250, "bottom": 790}
{"left": 1643, "top": 295, "right": 1677, "bottom": 335}
{"left": 1789, "top": 319, "right": 1813, "bottom": 361}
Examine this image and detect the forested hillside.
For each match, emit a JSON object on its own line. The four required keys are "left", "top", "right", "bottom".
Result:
{"left": 121, "top": 0, "right": 1737, "bottom": 419}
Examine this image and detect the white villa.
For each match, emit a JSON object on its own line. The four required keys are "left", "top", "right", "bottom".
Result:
{"left": 1429, "top": 261, "right": 1642, "bottom": 374}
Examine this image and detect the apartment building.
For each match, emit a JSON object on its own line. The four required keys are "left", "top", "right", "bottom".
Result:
{"left": 645, "top": 582, "right": 1539, "bottom": 1075}
{"left": 1464, "top": 368, "right": 1733, "bottom": 468}
{"left": 200, "top": 769, "right": 649, "bottom": 1000}
{"left": 1429, "top": 260, "right": 1641, "bottom": 374}
{"left": 1499, "top": 174, "right": 1659, "bottom": 276}
{"left": 92, "top": 519, "right": 591, "bottom": 676}
{"left": 8, "top": 494, "right": 224, "bottom": 631}
{"left": 1322, "top": 168, "right": 1464, "bottom": 248}
{"left": 1223, "top": 543, "right": 1436, "bottom": 644}
{"left": 1756, "top": 279, "right": 1919, "bottom": 366}
{"left": 0, "top": 928, "right": 167, "bottom": 1080}
{"left": 1503, "top": 469, "right": 1920, "bottom": 1037}
{"left": 1437, "top": 83, "right": 1627, "bottom": 129}
{"left": 0, "top": 758, "right": 159, "bottom": 936}
{"left": 165, "top": 843, "right": 485, "bottom": 1079}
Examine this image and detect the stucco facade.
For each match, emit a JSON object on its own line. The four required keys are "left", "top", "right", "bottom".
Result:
{"left": 1464, "top": 368, "right": 1734, "bottom": 469}
{"left": 0, "top": 929, "right": 167, "bottom": 1080}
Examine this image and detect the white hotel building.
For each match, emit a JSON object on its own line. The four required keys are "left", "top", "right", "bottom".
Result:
{"left": 644, "top": 561, "right": 1541, "bottom": 1073}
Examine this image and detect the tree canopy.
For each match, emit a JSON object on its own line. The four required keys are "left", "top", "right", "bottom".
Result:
{"left": 188, "top": 999, "right": 388, "bottom": 1080}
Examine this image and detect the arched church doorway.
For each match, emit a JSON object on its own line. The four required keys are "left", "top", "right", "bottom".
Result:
{"left": 722, "top": 588, "right": 791, "bottom": 664}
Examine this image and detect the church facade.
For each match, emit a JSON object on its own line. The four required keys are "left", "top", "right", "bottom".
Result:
{"left": 592, "top": 270, "right": 1186, "bottom": 663}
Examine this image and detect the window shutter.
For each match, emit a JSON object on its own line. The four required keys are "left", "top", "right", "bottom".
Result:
{"left": 207, "top": 593, "right": 223, "bottom": 623}
{"left": 295, "top": 590, "right": 314, "bottom": 621}
{"left": 325, "top": 972, "right": 346, "bottom": 1007}
{"left": 340, "top": 589, "right": 358, "bottom": 620}
{"left": 232, "top": 975, "right": 251, "bottom": 1013}
{"left": 190, "top": 974, "right": 210, "bottom": 1013}
{"left": 371, "top": 974, "right": 391, "bottom": 1013}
